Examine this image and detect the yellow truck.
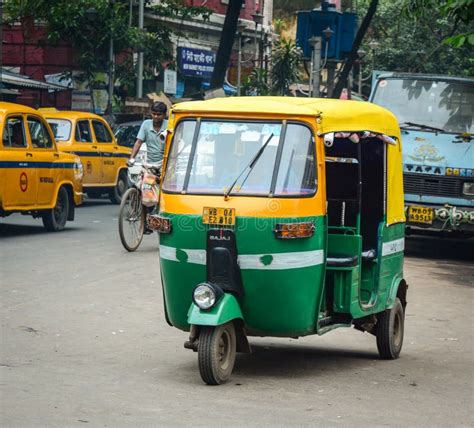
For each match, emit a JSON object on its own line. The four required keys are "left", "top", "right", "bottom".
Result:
{"left": 0, "top": 102, "right": 83, "bottom": 231}
{"left": 42, "top": 109, "right": 131, "bottom": 203}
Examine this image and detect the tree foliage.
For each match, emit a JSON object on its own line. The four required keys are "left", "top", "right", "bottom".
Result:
{"left": 3, "top": 0, "right": 211, "bottom": 100}
{"left": 357, "top": 0, "right": 473, "bottom": 79}
{"left": 403, "top": 0, "right": 474, "bottom": 47}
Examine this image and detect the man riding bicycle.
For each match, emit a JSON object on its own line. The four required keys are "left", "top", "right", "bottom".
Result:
{"left": 128, "top": 101, "right": 168, "bottom": 166}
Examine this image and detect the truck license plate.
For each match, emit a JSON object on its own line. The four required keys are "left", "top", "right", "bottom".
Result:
{"left": 408, "top": 206, "right": 434, "bottom": 224}
{"left": 202, "top": 207, "right": 235, "bottom": 226}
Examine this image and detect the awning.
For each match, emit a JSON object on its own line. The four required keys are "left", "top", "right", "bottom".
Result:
{"left": 1, "top": 69, "right": 70, "bottom": 92}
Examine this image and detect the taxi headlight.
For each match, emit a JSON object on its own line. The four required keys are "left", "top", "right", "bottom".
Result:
{"left": 462, "top": 182, "right": 474, "bottom": 196}
{"left": 193, "top": 283, "right": 222, "bottom": 310}
{"left": 74, "top": 161, "right": 84, "bottom": 180}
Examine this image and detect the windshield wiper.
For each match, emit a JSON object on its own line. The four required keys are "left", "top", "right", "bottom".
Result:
{"left": 223, "top": 133, "right": 274, "bottom": 200}
{"left": 399, "top": 122, "right": 445, "bottom": 133}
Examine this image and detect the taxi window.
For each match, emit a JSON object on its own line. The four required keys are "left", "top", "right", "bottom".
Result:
{"left": 2, "top": 116, "right": 27, "bottom": 148}
{"left": 27, "top": 116, "right": 54, "bottom": 149}
{"left": 47, "top": 119, "right": 72, "bottom": 141}
{"left": 92, "top": 120, "right": 113, "bottom": 143}
{"left": 75, "top": 120, "right": 92, "bottom": 143}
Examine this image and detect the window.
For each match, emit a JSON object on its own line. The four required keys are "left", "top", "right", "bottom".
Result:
{"left": 163, "top": 119, "right": 317, "bottom": 197}
{"left": 92, "top": 120, "right": 113, "bottom": 143}
{"left": 47, "top": 119, "right": 72, "bottom": 141}
{"left": 75, "top": 120, "right": 93, "bottom": 143}
{"left": 2, "top": 116, "right": 27, "bottom": 148}
{"left": 27, "top": 116, "right": 54, "bottom": 149}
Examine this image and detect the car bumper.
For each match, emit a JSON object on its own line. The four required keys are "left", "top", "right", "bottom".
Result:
{"left": 405, "top": 203, "right": 474, "bottom": 234}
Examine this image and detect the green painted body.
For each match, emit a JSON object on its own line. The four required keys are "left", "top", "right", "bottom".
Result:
{"left": 187, "top": 293, "right": 244, "bottom": 326}
{"left": 159, "top": 213, "right": 405, "bottom": 338}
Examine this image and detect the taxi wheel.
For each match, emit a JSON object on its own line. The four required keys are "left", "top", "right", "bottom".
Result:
{"left": 198, "top": 322, "right": 236, "bottom": 385}
{"left": 376, "top": 298, "right": 405, "bottom": 360}
{"left": 110, "top": 171, "right": 128, "bottom": 204}
{"left": 42, "top": 187, "right": 69, "bottom": 232}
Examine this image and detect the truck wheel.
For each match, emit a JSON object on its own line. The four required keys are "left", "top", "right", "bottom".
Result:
{"left": 198, "top": 322, "right": 236, "bottom": 385}
{"left": 376, "top": 298, "right": 405, "bottom": 359}
{"left": 42, "top": 187, "right": 69, "bottom": 232}
{"left": 109, "top": 170, "right": 128, "bottom": 204}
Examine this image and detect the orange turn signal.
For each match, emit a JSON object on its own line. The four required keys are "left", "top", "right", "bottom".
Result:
{"left": 274, "top": 222, "right": 315, "bottom": 239}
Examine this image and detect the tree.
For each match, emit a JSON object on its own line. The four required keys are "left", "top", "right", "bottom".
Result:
{"left": 3, "top": 0, "right": 210, "bottom": 107}
{"left": 404, "top": 0, "right": 474, "bottom": 47}
{"left": 210, "top": 0, "right": 244, "bottom": 90}
{"left": 271, "top": 39, "right": 303, "bottom": 95}
{"left": 331, "top": 0, "right": 378, "bottom": 99}
{"left": 358, "top": 0, "right": 473, "bottom": 79}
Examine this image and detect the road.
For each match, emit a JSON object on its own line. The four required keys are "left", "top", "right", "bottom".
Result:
{"left": 1, "top": 201, "right": 473, "bottom": 427}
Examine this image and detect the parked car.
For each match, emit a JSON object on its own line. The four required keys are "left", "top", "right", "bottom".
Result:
{"left": 0, "top": 102, "right": 83, "bottom": 231}
{"left": 42, "top": 109, "right": 131, "bottom": 204}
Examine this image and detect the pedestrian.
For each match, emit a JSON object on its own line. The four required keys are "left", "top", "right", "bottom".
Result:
{"left": 128, "top": 101, "right": 168, "bottom": 165}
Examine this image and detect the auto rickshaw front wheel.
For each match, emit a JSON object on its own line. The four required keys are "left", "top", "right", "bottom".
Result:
{"left": 376, "top": 297, "right": 405, "bottom": 359}
{"left": 198, "top": 322, "right": 236, "bottom": 385}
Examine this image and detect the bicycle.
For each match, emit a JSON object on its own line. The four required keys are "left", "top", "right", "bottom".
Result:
{"left": 118, "top": 160, "right": 162, "bottom": 252}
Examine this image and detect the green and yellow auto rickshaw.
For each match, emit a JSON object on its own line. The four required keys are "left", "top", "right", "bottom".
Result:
{"left": 155, "top": 97, "right": 408, "bottom": 385}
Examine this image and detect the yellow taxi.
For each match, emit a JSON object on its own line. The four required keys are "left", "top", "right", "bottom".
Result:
{"left": 0, "top": 102, "right": 83, "bottom": 231}
{"left": 41, "top": 109, "right": 131, "bottom": 203}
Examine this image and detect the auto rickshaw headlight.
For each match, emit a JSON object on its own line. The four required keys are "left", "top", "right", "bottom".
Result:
{"left": 193, "top": 283, "right": 222, "bottom": 310}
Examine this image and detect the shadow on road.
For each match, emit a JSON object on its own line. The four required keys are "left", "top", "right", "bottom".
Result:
{"left": 405, "top": 235, "right": 474, "bottom": 262}
{"left": 0, "top": 223, "right": 85, "bottom": 238}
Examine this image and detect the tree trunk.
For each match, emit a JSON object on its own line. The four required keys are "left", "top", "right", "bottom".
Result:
{"left": 331, "top": 0, "right": 378, "bottom": 99}
{"left": 210, "top": 0, "right": 244, "bottom": 90}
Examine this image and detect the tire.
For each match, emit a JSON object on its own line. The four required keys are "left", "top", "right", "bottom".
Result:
{"left": 42, "top": 186, "right": 69, "bottom": 232}
{"left": 198, "top": 322, "right": 236, "bottom": 385}
{"left": 110, "top": 170, "right": 128, "bottom": 204}
{"left": 376, "top": 297, "right": 405, "bottom": 359}
{"left": 118, "top": 187, "right": 145, "bottom": 252}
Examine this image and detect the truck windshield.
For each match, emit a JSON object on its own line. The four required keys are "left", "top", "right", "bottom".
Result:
{"left": 371, "top": 78, "right": 474, "bottom": 134}
{"left": 162, "top": 119, "right": 317, "bottom": 197}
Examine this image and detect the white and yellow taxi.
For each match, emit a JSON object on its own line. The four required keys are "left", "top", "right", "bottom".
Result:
{"left": 0, "top": 102, "right": 83, "bottom": 231}
{"left": 42, "top": 109, "right": 131, "bottom": 203}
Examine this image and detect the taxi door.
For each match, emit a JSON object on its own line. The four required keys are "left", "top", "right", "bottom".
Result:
{"left": 0, "top": 114, "right": 38, "bottom": 208}
{"left": 26, "top": 114, "right": 57, "bottom": 206}
{"left": 91, "top": 119, "right": 116, "bottom": 186}
{"left": 73, "top": 119, "right": 102, "bottom": 185}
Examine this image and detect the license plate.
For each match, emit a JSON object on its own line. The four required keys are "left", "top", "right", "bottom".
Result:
{"left": 408, "top": 206, "right": 434, "bottom": 224}
{"left": 202, "top": 207, "right": 235, "bottom": 226}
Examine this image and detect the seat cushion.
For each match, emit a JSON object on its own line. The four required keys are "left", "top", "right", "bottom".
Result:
{"left": 327, "top": 254, "right": 358, "bottom": 267}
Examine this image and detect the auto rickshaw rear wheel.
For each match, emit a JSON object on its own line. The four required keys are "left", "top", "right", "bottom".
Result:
{"left": 376, "top": 297, "right": 404, "bottom": 359}
{"left": 198, "top": 322, "right": 236, "bottom": 385}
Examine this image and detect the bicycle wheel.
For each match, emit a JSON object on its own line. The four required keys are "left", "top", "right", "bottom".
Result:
{"left": 118, "top": 187, "right": 145, "bottom": 252}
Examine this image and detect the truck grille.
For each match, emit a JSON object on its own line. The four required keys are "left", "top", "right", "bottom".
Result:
{"left": 404, "top": 173, "right": 464, "bottom": 197}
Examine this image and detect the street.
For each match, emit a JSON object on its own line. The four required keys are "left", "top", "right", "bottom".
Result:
{"left": 1, "top": 201, "right": 473, "bottom": 427}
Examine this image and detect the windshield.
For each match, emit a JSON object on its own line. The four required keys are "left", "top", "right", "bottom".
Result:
{"left": 371, "top": 78, "right": 473, "bottom": 133}
{"left": 46, "top": 119, "right": 72, "bottom": 141}
{"left": 162, "top": 119, "right": 317, "bottom": 197}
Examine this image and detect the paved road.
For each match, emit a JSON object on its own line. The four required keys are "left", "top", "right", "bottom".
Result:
{"left": 1, "top": 202, "right": 473, "bottom": 427}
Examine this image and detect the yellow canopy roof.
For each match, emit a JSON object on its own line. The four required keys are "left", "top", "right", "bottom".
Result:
{"left": 173, "top": 96, "right": 401, "bottom": 138}
{"left": 172, "top": 96, "right": 405, "bottom": 225}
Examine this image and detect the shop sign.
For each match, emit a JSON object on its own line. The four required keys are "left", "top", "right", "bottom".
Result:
{"left": 178, "top": 47, "right": 216, "bottom": 78}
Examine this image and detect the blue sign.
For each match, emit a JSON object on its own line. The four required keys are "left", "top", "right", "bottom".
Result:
{"left": 178, "top": 47, "right": 216, "bottom": 78}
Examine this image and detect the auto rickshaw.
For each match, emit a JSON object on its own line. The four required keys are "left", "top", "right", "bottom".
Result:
{"left": 155, "top": 97, "right": 408, "bottom": 385}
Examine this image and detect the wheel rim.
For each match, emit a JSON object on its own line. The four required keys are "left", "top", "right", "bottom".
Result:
{"left": 217, "top": 329, "right": 232, "bottom": 371}
{"left": 121, "top": 190, "right": 143, "bottom": 248}
{"left": 393, "top": 309, "right": 402, "bottom": 349}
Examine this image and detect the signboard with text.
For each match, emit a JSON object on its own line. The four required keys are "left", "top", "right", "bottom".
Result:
{"left": 178, "top": 47, "right": 216, "bottom": 78}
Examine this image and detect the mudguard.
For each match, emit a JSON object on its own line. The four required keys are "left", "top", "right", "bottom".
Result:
{"left": 187, "top": 293, "right": 244, "bottom": 326}
{"left": 387, "top": 275, "right": 408, "bottom": 309}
